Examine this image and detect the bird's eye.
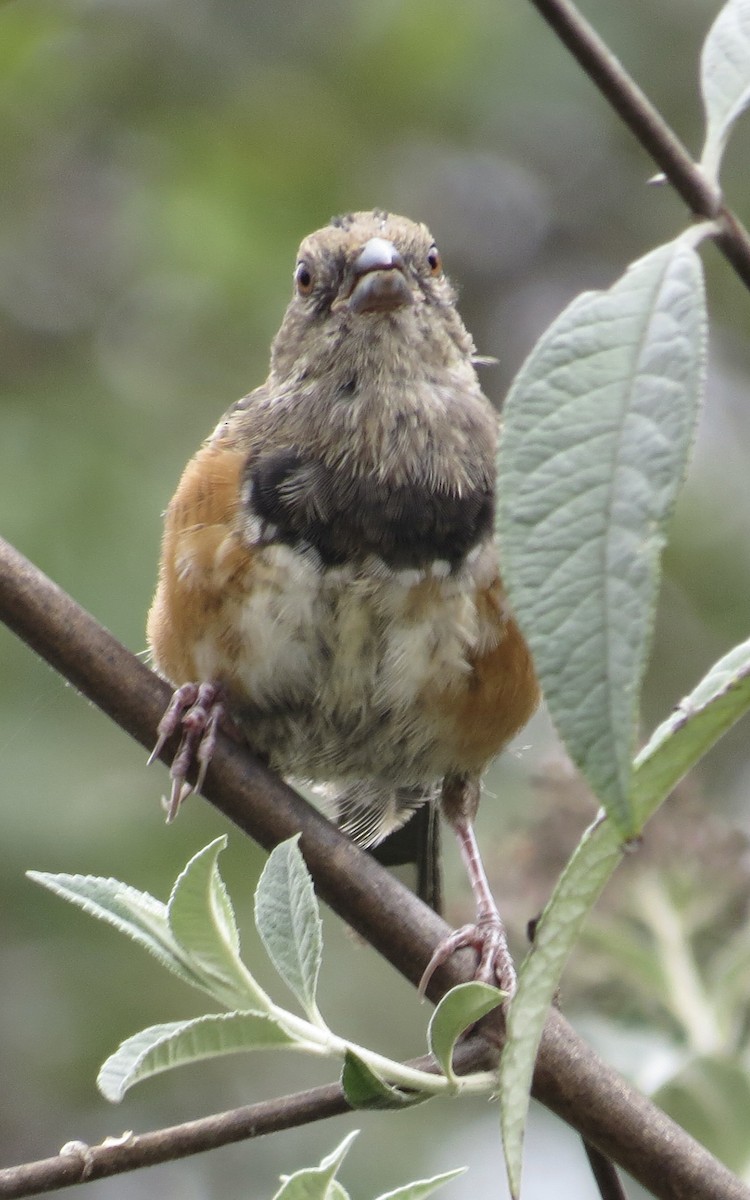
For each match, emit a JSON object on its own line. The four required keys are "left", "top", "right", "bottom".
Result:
{"left": 295, "top": 262, "right": 314, "bottom": 295}
{"left": 427, "top": 245, "right": 442, "bottom": 276}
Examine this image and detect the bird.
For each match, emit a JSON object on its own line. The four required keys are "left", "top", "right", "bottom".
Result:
{"left": 147, "top": 210, "right": 540, "bottom": 994}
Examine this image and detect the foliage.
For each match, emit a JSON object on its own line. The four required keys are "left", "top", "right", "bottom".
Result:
{"left": 494, "top": 2, "right": 750, "bottom": 1189}
{"left": 4, "top": 0, "right": 750, "bottom": 1196}
{"left": 269, "top": 1131, "right": 465, "bottom": 1200}
{"left": 30, "top": 836, "right": 501, "bottom": 1108}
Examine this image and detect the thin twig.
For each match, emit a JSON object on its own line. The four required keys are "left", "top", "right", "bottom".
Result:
{"left": 527, "top": 0, "right": 750, "bottom": 291}
{"left": 0, "top": 1088, "right": 348, "bottom": 1199}
{"left": 2, "top": 537, "right": 749, "bottom": 1200}
{"left": 583, "top": 1142, "right": 628, "bottom": 1200}
{"left": 0, "top": 1043, "right": 494, "bottom": 1198}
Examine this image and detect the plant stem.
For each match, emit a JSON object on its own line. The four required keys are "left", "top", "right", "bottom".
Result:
{"left": 2, "top": 535, "right": 749, "bottom": 1197}
{"left": 269, "top": 1002, "right": 494, "bottom": 1096}
{"left": 526, "top": 0, "right": 750, "bottom": 291}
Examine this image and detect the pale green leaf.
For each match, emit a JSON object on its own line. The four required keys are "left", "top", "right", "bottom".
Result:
{"left": 497, "top": 632, "right": 750, "bottom": 1195}
{"left": 375, "top": 1168, "right": 467, "bottom": 1200}
{"left": 428, "top": 982, "right": 504, "bottom": 1083}
{"left": 272, "top": 1131, "right": 359, "bottom": 1200}
{"left": 700, "top": 0, "right": 750, "bottom": 183}
{"left": 632, "top": 634, "right": 750, "bottom": 826}
{"left": 328, "top": 1185, "right": 350, "bottom": 1200}
{"left": 317, "top": 1131, "right": 359, "bottom": 1172}
{"left": 98, "top": 1010, "right": 296, "bottom": 1102}
{"left": 167, "top": 837, "right": 270, "bottom": 1012}
{"left": 497, "top": 239, "right": 706, "bottom": 836}
{"left": 168, "top": 836, "right": 238, "bottom": 955}
{"left": 341, "top": 1050, "right": 428, "bottom": 1110}
{"left": 255, "top": 836, "right": 323, "bottom": 1020}
{"left": 26, "top": 870, "right": 206, "bottom": 992}
{"left": 499, "top": 815, "right": 622, "bottom": 1198}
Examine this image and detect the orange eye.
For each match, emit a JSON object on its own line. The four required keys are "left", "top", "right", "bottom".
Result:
{"left": 427, "top": 245, "right": 442, "bottom": 276}
{"left": 295, "top": 261, "right": 314, "bottom": 294}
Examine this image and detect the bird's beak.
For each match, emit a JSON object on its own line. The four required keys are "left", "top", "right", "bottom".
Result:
{"left": 342, "top": 237, "right": 413, "bottom": 314}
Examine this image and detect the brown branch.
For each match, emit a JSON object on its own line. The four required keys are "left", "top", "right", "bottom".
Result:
{"left": 0, "top": 1043, "right": 494, "bottom": 1198}
{"left": 527, "top": 0, "right": 750, "bottom": 291}
{"left": 0, "top": 1088, "right": 348, "bottom": 1198}
{"left": 1, "top": 535, "right": 748, "bottom": 1200}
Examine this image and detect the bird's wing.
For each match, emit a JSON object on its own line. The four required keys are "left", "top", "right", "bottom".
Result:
{"left": 146, "top": 425, "right": 254, "bottom": 685}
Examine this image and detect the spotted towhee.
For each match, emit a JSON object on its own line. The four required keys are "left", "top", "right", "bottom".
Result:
{"left": 147, "top": 210, "right": 539, "bottom": 992}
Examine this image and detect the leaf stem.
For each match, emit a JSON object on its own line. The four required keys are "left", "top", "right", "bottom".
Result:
{"left": 269, "top": 1002, "right": 495, "bottom": 1096}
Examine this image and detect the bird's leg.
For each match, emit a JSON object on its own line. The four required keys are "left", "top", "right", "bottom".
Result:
{"left": 149, "top": 681, "right": 228, "bottom": 821}
{"left": 419, "top": 773, "right": 516, "bottom": 998}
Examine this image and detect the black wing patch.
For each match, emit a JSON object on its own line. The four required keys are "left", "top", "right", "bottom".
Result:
{"left": 245, "top": 449, "right": 492, "bottom": 569}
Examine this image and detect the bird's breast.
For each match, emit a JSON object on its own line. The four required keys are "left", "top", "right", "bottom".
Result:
{"left": 148, "top": 436, "right": 538, "bottom": 785}
{"left": 243, "top": 448, "right": 494, "bottom": 571}
{"left": 190, "top": 537, "right": 534, "bottom": 783}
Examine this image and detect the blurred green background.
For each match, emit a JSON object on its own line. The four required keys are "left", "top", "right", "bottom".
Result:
{"left": 2, "top": 1, "right": 750, "bottom": 1196}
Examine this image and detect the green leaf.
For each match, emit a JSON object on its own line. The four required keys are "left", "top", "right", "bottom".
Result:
{"left": 497, "top": 632, "right": 750, "bottom": 1196}
{"left": 97, "top": 1010, "right": 297, "bottom": 1102}
{"left": 328, "top": 1185, "right": 350, "bottom": 1200}
{"left": 699, "top": 0, "right": 750, "bottom": 183}
{"left": 375, "top": 1168, "right": 467, "bottom": 1200}
{"left": 29, "top": 842, "right": 276, "bottom": 1012}
{"left": 26, "top": 870, "right": 207, "bottom": 993}
{"left": 632, "top": 634, "right": 750, "bottom": 826}
{"left": 255, "top": 836, "right": 323, "bottom": 1022}
{"left": 497, "top": 238, "right": 706, "bottom": 836}
{"left": 272, "top": 1130, "right": 359, "bottom": 1200}
{"left": 428, "top": 982, "right": 504, "bottom": 1083}
{"left": 499, "top": 815, "right": 623, "bottom": 1198}
{"left": 341, "top": 1050, "right": 428, "bottom": 1110}
{"left": 167, "top": 837, "right": 271, "bottom": 1012}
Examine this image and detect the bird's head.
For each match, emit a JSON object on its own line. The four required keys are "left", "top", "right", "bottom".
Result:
{"left": 268, "top": 210, "right": 477, "bottom": 384}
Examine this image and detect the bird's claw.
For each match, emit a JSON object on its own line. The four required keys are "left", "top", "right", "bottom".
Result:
{"left": 149, "top": 682, "right": 226, "bottom": 821}
{"left": 418, "top": 911, "right": 517, "bottom": 999}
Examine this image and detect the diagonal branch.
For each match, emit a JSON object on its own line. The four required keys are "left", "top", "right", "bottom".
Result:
{"left": 1, "top": 535, "right": 748, "bottom": 1200}
{"left": 527, "top": 0, "right": 750, "bottom": 290}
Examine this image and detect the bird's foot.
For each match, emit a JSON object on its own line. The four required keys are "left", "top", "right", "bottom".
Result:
{"left": 149, "top": 681, "right": 227, "bottom": 821}
{"left": 418, "top": 908, "right": 517, "bottom": 999}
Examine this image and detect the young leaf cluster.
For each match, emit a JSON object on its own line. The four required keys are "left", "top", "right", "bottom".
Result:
{"left": 270, "top": 1131, "right": 464, "bottom": 1200}
{"left": 29, "top": 836, "right": 501, "bottom": 1108}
